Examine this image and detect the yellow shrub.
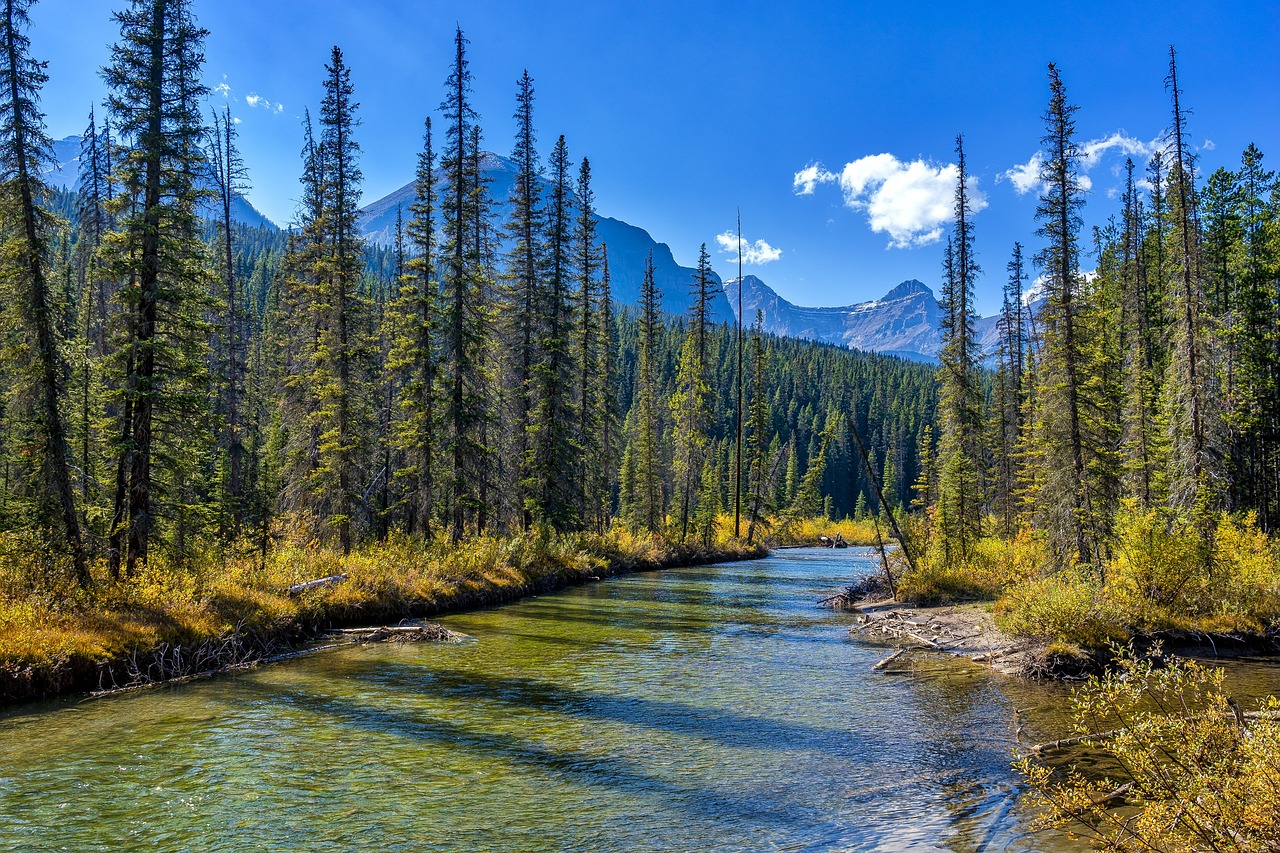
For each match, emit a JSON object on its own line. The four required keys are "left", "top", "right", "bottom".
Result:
{"left": 995, "top": 568, "right": 1123, "bottom": 648}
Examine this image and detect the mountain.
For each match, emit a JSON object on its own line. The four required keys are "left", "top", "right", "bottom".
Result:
{"left": 358, "top": 152, "right": 734, "bottom": 325}
{"left": 724, "top": 274, "right": 1008, "bottom": 362}
{"left": 43, "top": 135, "right": 279, "bottom": 230}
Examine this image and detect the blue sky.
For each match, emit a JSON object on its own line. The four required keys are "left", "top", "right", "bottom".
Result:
{"left": 28, "top": 0, "right": 1280, "bottom": 315}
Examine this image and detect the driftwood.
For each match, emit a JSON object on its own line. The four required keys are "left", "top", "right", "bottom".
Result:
{"left": 1029, "top": 709, "right": 1280, "bottom": 755}
{"left": 287, "top": 573, "right": 349, "bottom": 595}
{"left": 872, "top": 648, "right": 906, "bottom": 671}
{"left": 326, "top": 623, "right": 464, "bottom": 644}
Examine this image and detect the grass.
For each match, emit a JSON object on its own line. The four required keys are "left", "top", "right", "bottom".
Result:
{"left": 0, "top": 526, "right": 765, "bottom": 705}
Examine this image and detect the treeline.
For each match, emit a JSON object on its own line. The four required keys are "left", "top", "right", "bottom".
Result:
{"left": 922, "top": 50, "right": 1280, "bottom": 588}
{"left": 0, "top": 0, "right": 935, "bottom": 591}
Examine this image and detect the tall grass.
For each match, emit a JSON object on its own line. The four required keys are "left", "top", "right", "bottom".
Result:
{"left": 0, "top": 528, "right": 765, "bottom": 703}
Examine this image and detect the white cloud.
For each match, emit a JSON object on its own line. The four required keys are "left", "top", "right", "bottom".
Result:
{"left": 793, "top": 163, "right": 836, "bottom": 195}
{"left": 245, "top": 93, "right": 284, "bottom": 114}
{"left": 846, "top": 155, "right": 982, "bottom": 248}
{"left": 1001, "top": 132, "right": 1159, "bottom": 196}
{"left": 796, "top": 153, "right": 985, "bottom": 248}
{"left": 1080, "top": 132, "right": 1160, "bottom": 169}
{"left": 1201, "top": 139, "right": 1216, "bottom": 151}
{"left": 1000, "top": 152, "right": 1045, "bottom": 196}
{"left": 715, "top": 231, "right": 782, "bottom": 265}
{"left": 213, "top": 81, "right": 231, "bottom": 99}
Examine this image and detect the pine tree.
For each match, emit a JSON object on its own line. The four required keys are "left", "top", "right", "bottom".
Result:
{"left": 668, "top": 243, "right": 715, "bottom": 540}
{"left": 1032, "top": 62, "right": 1099, "bottom": 570}
{"left": 438, "top": 27, "right": 490, "bottom": 541}
{"left": 528, "top": 134, "right": 578, "bottom": 531}
{"left": 103, "top": 0, "right": 214, "bottom": 574}
{"left": 503, "top": 70, "right": 542, "bottom": 529}
{"left": 631, "top": 251, "right": 663, "bottom": 533}
{"left": 744, "top": 311, "right": 772, "bottom": 544}
{"left": 1161, "top": 46, "right": 1223, "bottom": 525}
{"left": 390, "top": 117, "right": 438, "bottom": 537}
{"left": 573, "top": 156, "right": 601, "bottom": 525}
{"left": 208, "top": 103, "right": 248, "bottom": 529}
{"left": 311, "top": 45, "right": 368, "bottom": 553}
{"left": 934, "top": 134, "right": 983, "bottom": 561}
{"left": 0, "top": 0, "right": 87, "bottom": 583}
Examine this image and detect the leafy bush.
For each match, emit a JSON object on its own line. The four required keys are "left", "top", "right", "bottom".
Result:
{"left": 1017, "top": 648, "right": 1280, "bottom": 852}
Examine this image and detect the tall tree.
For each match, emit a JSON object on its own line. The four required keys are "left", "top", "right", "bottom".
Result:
{"left": 0, "top": 0, "right": 87, "bottom": 584}
{"left": 1032, "top": 62, "right": 1097, "bottom": 569}
{"left": 528, "top": 133, "right": 578, "bottom": 530}
{"left": 934, "top": 134, "right": 983, "bottom": 560}
{"left": 391, "top": 117, "right": 438, "bottom": 537}
{"left": 1161, "top": 45, "right": 1223, "bottom": 524}
{"left": 631, "top": 251, "right": 663, "bottom": 533}
{"left": 438, "top": 27, "right": 490, "bottom": 542}
{"left": 208, "top": 103, "right": 248, "bottom": 528}
{"left": 504, "top": 70, "right": 542, "bottom": 529}
{"left": 104, "top": 0, "right": 213, "bottom": 573}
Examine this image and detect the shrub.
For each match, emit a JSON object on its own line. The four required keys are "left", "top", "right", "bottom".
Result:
{"left": 1017, "top": 648, "right": 1280, "bottom": 852}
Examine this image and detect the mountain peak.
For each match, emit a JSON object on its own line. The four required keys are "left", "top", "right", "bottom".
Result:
{"left": 879, "top": 279, "right": 933, "bottom": 301}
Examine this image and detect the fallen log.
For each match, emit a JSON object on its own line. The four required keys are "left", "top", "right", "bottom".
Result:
{"left": 873, "top": 648, "right": 906, "bottom": 671}
{"left": 287, "top": 573, "right": 349, "bottom": 596}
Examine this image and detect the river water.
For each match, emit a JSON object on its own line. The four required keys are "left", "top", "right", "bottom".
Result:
{"left": 2, "top": 548, "right": 1276, "bottom": 851}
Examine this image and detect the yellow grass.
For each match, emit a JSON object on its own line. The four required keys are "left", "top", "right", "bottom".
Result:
{"left": 0, "top": 528, "right": 765, "bottom": 702}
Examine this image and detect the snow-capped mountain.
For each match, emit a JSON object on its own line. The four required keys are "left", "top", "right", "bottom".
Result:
{"left": 724, "top": 275, "right": 1009, "bottom": 362}
{"left": 357, "top": 153, "right": 735, "bottom": 325}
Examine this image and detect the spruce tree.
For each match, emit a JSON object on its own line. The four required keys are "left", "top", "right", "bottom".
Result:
{"left": 631, "top": 251, "right": 663, "bottom": 533}
{"left": 934, "top": 135, "right": 983, "bottom": 561}
{"left": 438, "top": 27, "right": 490, "bottom": 542}
{"left": 528, "top": 134, "right": 578, "bottom": 530}
{"left": 0, "top": 0, "right": 87, "bottom": 584}
{"left": 1032, "top": 62, "right": 1098, "bottom": 569}
{"left": 103, "top": 0, "right": 214, "bottom": 574}
{"left": 503, "top": 70, "right": 543, "bottom": 529}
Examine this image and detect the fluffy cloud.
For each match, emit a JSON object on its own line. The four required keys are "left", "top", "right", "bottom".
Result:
{"left": 715, "top": 231, "right": 782, "bottom": 265}
{"left": 793, "top": 163, "right": 835, "bottom": 195}
{"left": 1001, "top": 132, "right": 1159, "bottom": 196}
{"left": 795, "top": 154, "right": 983, "bottom": 248}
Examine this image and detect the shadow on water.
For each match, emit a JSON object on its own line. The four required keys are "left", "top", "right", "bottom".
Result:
{"left": 233, "top": 677, "right": 810, "bottom": 829}
{"left": 347, "top": 662, "right": 868, "bottom": 756}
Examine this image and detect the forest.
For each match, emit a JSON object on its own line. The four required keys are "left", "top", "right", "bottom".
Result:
{"left": 0, "top": 0, "right": 934, "bottom": 688}
{"left": 1, "top": 0, "right": 1278, "bottom": 848}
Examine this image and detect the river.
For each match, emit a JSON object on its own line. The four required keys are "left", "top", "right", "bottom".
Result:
{"left": 2, "top": 547, "right": 1276, "bottom": 851}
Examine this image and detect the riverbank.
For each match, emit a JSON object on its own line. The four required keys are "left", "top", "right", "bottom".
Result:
{"left": 844, "top": 592, "right": 1280, "bottom": 679}
{"left": 0, "top": 532, "right": 766, "bottom": 708}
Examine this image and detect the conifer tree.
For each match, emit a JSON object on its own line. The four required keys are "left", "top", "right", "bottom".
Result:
{"left": 574, "top": 157, "right": 601, "bottom": 524}
{"left": 1032, "top": 62, "right": 1099, "bottom": 569}
{"left": 1161, "top": 46, "right": 1223, "bottom": 525}
{"left": 668, "top": 244, "right": 715, "bottom": 540}
{"left": 312, "top": 45, "right": 368, "bottom": 553}
{"left": 0, "top": 0, "right": 86, "bottom": 583}
{"left": 103, "top": 0, "right": 214, "bottom": 574}
{"left": 438, "top": 27, "right": 490, "bottom": 541}
{"left": 934, "top": 134, "right": 983, "bottom": 561}
{"left": 745, "top": 310, "right": 772, "bottom": 544}
{"left": 208, "top": 103, "right": 248, "bottom": 528}
{"left": 391, "top": 117, "right": 438, "bottom": 537}
{"left": 528, "top": 134, "right": 578, "bottom": 530}
{"left": 504, "top": 70, "right": 542, "bottom": 528}
{"left": 631, "top": 251, "right": 663, "bottom": 533}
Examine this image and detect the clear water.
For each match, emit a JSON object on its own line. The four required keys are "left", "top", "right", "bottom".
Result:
{"left": 2, "top": 548, "right": 1276, "bottom": 851}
